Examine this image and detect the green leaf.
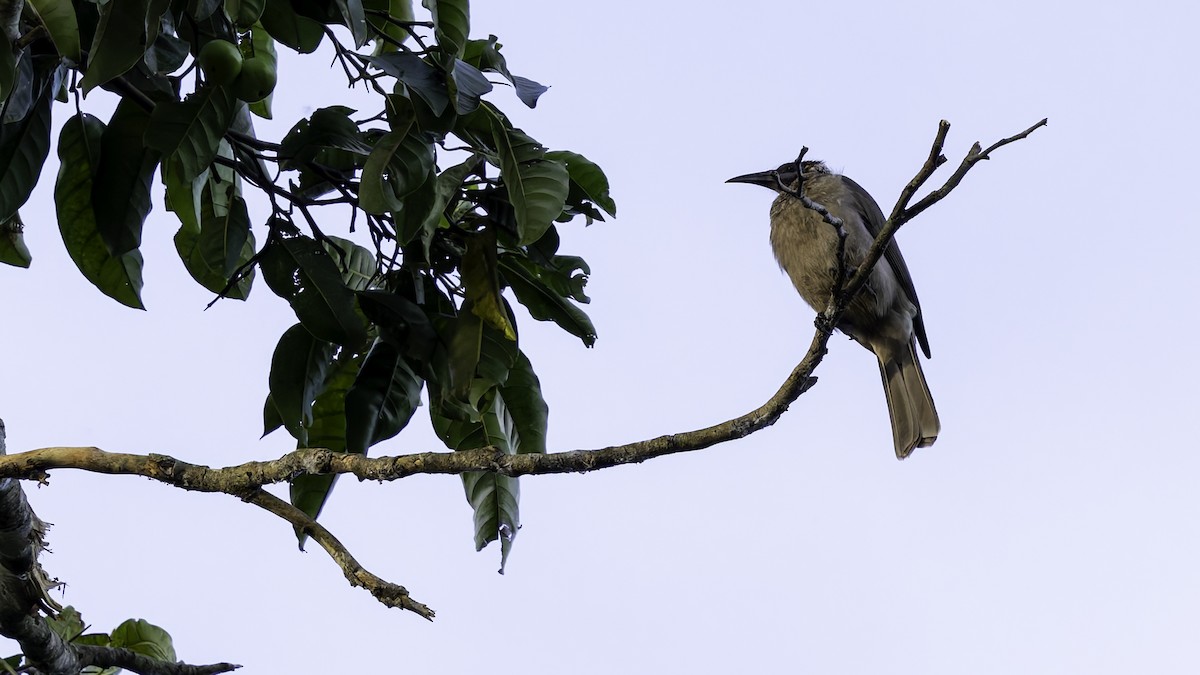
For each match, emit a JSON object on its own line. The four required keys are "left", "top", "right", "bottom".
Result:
{"left": 345, "top": 339, "right": 423, "bottom": 454}
{"left": 322, "top": 235, "right": 375, "bottom": 291}
{"left": 447, "top": 308, "right": 482, "bottom": 400}
{"left": 260, "top": 0, "right": 325, "bottom": 53}
{"left": 363, "top": 0, "right": 412, "bottom": 51}
{"left": 279, "top": 106, "right": 371, "bottom": 169}
{"left": 109, "top": 619, "right": 176, "bottom": 663}
{"left": 290, "top": 349, "right": 361, "bottom": 542}
{"left": 422, "top": 0, "right": 469, "bottom": 59}
{"left": 462, "top": 37, "right": 548, "bottom": 109}
{"left": 92, "top": 99, "right": 159, "bottom": 255}
{"left": 450, "top": 58, "right": 491, "bottom": 114}
{"left": 45, "top": 606, "right": 85, "bottom": 641}
{"left": 269, "top": 323, "right": 337, "bottom": 443}
{"left": 364, "top": 53, "right": 449, "bottom": 116}
{"left": 359, "top": 127, "right": 434, "bottom": 213}
{"left": 545, "top": 150, "right": 616, "bottom": 217}
{"left": 263, "top": 392, "right": 284, "bottom": 437}
{"left": 498, "top": 254, "right": 595, "bottom": 346}
{"left": 500, "top": 350, "right": 548, "bottom": 455}
{"left": 0, "top": 212, "right": 31, "bottom": 267}
{"left": 432, "top": 387, "right": 521, "bottom": 572}
{"left": 332, "top": 0, "right": 368, "bottom": 47}
{"left": 490, "top": 120, "right": 569, "bottom": 245}
{"left": 145, "top": 85, "right": 238, "bottom": 184}
{"left": 462, "top": 228, "right": 515, "bottom": 339}
{"left": 79, "top": 0, "right": 154, "bottom": 92}
{"left": 55, "top": 113, "right": 144, "bottom": 309}
{"left": 27, "top": 0, "right": 82, "bottom": 62}
{"left": 173, "top": 176, "right": 255, "bottom": 299}
{"left": 357, "top": 288, "right": 436, "bottom": 361}
{"left": 0, "top": 69, "right": 53, "bottom": 222}
{"left": 403, "top": 152, "right": 478, "bottom": 250}
{"left": 260, "top": 234, "right": 368, "bottom": 346}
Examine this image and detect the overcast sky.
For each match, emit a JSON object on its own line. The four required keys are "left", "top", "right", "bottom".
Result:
{"left": 3, "top": 0, "right": 1199, "bottom": 672}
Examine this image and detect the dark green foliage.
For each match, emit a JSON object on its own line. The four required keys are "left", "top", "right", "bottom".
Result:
{"left": 13, "top": 0, "right": 615, "bottom": 567}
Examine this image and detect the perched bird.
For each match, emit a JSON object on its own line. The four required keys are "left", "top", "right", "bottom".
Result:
{"left": 727, "top": 159, "right": 939, "bottom": 459}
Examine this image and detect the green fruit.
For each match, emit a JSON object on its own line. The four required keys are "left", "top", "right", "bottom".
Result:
{"left": 197, "top": 40, "right": 243, "bottom": 86}
{"left": 232, "top": 57, "right": 277, "bottom": 102}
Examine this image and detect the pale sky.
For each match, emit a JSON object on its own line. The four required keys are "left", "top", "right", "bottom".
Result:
{"left": 4, "top": 0, "right": 1199, "bottom": 672}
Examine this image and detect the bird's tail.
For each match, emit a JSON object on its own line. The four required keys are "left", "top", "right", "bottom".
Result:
{"left": 877, "top": 342, "right": 940, "bottom": 459}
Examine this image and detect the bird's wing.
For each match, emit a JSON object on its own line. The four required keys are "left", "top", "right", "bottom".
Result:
{"left": 838, "top": 175, "right": 931, "bottom": 358}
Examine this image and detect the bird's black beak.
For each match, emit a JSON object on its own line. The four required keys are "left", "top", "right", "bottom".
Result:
{"left": 725, "top": 170, "right": 778, "bottom": 189}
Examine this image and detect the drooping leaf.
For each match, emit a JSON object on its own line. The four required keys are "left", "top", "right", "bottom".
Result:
{"left": 491, "top": 119, "right": 569, "bottom": 245}
{"left": 0, "top": 33, "right": 15, "bottom": 104}
{"left": 55, "top": 113, "right": 144, "bottom": 309}
{"left": 506, "top": 242, "right": 590, "bottom": 303}
{"left": 259, "top": 233, "right": 368, "bottom": 346}
{"left": 109, "top": 619, "right": 176, "bottom": 663}
{"left": 364, "top": 53, "right": 449, "bottom": 116}
{"left": 447, "top": 307, "right": 482, "bottom": 401}
{"left": 144, "top": 30, "right": 190, "bottom": 75}
{"left": 345, "top": 339, "right": 423, "bottom": 454}
{"left": 359, "top": 126, "right": 434, "bottom": 213}
{"left": 450, "top": 58, "right": 491, "bottom": 114}
{"left": 431, "top": 387, "right": 521, "bottom": 572}
{"left": 511, "top": 76, "right": 549, "bottom": 109}
{"left": 332, "top": 0, "right": 368, "bottom": 47}
{"left": 545, "top": 149, "right": 616, "bottom": 218}
{"left": 263, "top": 392, "right": 284, "bottom": 437}
{"left": 0, "top": 67, "right": 54, "bottom": 222}
{"left": 0, "top": 212, "right": 31, "bottom": 268}
{"left": 357, "top": 289, "right": 437, "bottom": 361}
{"left": 500, "top": 350, "right": 548, "bottom": 455}
{"left": 260, "top": 0, "right": 324, "bottom": 53}
{"left": 279, "top": 106, "right": 371, "bottom": 169}
{"left": 173, "top": 176, "right": 255, "bottom": 299}
{"left": 79, "top": 0, "right": 154, "bottom": 92}
{"left": 322, "top": 235, "right": 375, "bottom": 291}
{"left": 498, "top": 255, "right": 595, "bottom": 346}
{"left": 269, "top": 323, "right": 338, "bottom": 443}
{"left": 461, "top": 228, "right": 515, "bottom": 339}
{"left": 403, "top": 152, "right": 478, "bottom": 250}
{"left": 422, "top": 0, "right": 468, "bottom": 59}
{"left": 290, "top": 349, "right": 362, "bottom": 544}
{"left": 145, "top": 85, "right": 238, "bottom": 184}
{"left": 461, "top": 35, "right": 548, "bottom": 109}
{"left": 92, "top": 99, "right": 159, "bottom": 255}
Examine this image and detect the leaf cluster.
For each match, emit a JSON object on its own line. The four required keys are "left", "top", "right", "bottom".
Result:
{"left": 2, "top": 0, "right": 616, "bottom": 567}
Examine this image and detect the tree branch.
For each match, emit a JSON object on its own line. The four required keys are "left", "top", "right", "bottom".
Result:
{"left": 0, "top": 118, "right": 1046, "bottom": 620}
{"left": 74, "top": 644, "right": 238, "bottom": 675}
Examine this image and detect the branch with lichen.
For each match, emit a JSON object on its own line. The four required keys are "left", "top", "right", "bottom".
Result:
{"left": 0, "top": 118, "right": 1046, "bottom": 620}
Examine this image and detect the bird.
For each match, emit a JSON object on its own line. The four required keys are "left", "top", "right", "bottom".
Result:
{"left": 727, "top": 159, "right": 939, "bottom": 459}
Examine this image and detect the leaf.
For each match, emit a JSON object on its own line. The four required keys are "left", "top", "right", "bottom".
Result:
{"left": 260, "top": 234, "right": 368, "bottom": 346}
{"left": 363, "top": 53, "right": 449, "bottom": 116}
{"left": 145, "top": 85, "right": 238, "bottom": 184}
{"left": 269, "top": 323, "right": 337, "bottom": 443}
{"left": 446, "top": 308, "right": 481, "bottom": 401}
{"left": 508, "top": 240, "right": 590, "bottom": 303}
{"left": 345, "top": 339, "right": 423, "bottom": 454}
{"left": 363, "top": 0, "right": 412, "bottom": 51}
{"left": 0, "top": 212, "right": 31, "bottom": 267}
{"left": 260, "top": 0, "right": 324, "bottom": 53}
{"left": 79, "top": 0, "right": 154, "bottom": 92}
{"left": 462, "top": 228, "right": 515, "bottom": 339}
{"left": 279, "top": 106, "right": 371, "bottom": 169}
{"left": 332, "top": 0, "right": 368, "bottom": 47}
{"left": 263, "top": 392, "right": 284, "bottom": 437}
{"left": 290, "top": 350, "right": 361, "bottom": 543}
{"left": 55, "top": 113, "right": 144, "bottom": 309}
{"left": 450, "top": 58, "right": 491, "bottom": 114}
{"left": 358, "top": 127, "right": 434, "bottom": 213}
{"left": 461, "top": 35, "right": 548, "bottom": 109}
{"left": 432, "top": 388, "right": 521, "bottom": 572}
{"left": 545, "top": 150, "right": 615, "bottom": 217}
{"left": 173, "top": 177, "right": 255, "bottom": 299}
{"left": 422, "top": 0, "right": 468, "bottom": 59}
{"left": 356, "top": 289, "right": 436, "bottom": 361}
{"left": 498, "top": 255, "right": 595, "bottom": 346}
{"left": 322, "top": 235, "right": 375, "bottom": 291}
{"left": 500, "top": 350, "right": 548, "bottom": 455}
{"left": 27, "top": 0, "right": 82, "bottom": 62}
{"left": 490, "top": 120, "right": 569, "bottom": 245}
{"left": 511, "top": 75, "right": 548, "bottom": 109}
{"left": 0, "top": 70, "right": 53, "bottom": 222}
{"left": 92, "top": 99, "right": 159, "bottom": 256}
{"left": 0, "top": 34, "right": 15, "bottom": 104}
{"left": 109, "top": 619, "right": 176, "bottom": 662}
{"left": 402, "top": 152, "right": 478, "bottom": 250}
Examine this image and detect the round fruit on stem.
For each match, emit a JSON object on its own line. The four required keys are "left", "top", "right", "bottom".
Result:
{"left": 232, "top": 57, "right": 277, "bottom": 102}
{"left": 197, "top": 40, "right": 243, "bottom": 86}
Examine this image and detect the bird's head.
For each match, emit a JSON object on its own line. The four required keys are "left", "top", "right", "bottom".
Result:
{"left": 726, "top": 159, "right": 830, "bottom": 193}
